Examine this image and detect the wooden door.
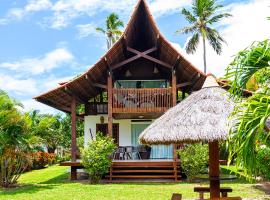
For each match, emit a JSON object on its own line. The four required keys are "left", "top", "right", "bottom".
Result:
{"left": 96, "top": 123, "right": 119, "bottom": 146}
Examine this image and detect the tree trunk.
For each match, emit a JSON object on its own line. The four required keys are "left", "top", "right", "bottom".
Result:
{"left": 203, "top": 37, "right": 207, "bottom": 74}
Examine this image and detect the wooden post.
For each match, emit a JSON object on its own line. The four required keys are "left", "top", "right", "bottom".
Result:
{"left": 172, "top": 69, "right": 177, "bottom": 106}
{"left": 71, "top": 96, "right": 77, "bottom": 180}
{"left": 209, "top": 141, "right": 220, "bottom": 199}
{"left": 107, "top": 71, "right": 113, "bottom": 137}
{"left": 173, "top": 144, "right": 178, "bottom": 181}
{"left": 172, "top": 70, "right": 177, "bottom": 181}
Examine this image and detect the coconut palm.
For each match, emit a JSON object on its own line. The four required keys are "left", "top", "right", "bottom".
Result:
{"left": 96, "top": 13, "right": 124, "bottom": 49}
{"left": 177, "top": 0, "right": 231, "bottom": 73}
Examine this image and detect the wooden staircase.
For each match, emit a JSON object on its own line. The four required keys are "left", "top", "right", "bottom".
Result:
{"left": 107, "top": 159, "right": 181, "bottom": 182}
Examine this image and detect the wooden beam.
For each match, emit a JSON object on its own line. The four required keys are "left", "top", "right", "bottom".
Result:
{"left": 111, "top": 47, "right": 157, "bottom": 70}
{"left": 188, "top": 73, "right": 202, "bottom": 92}
{"left": 71, "top": 96, "right": 77, "bottom": 180}
{"left": 71, "top": 96, "right": 77, "bottom": 159}
{"left": 107, "top": 72, "right": 113, "bottom": 137}
{"left": 40, "top": 98, "right": 70, "bottom": 113}
{"left": 127, "top": 47, "right": 172, "bottom": 69}
{"left": 64, "top": 86, "right": 88, "bottom": 103}
{"left": 209, "top": 141, "right": 220, "bottom": 199}
{"left": 121, "top": 35, "right": 128, "bottom": 58}
{"left": 93, "top": 83, "right": 108, "bottom": 90}
{"left": 156, "top": 34, "right": 161, "bottom": 59}
{"left": 174, "top": 55, "right": 181, "bottom": 68}
{"left": 172, "top": 69, "right": 177, "bottom": 106}
{"left": 176, "top": 81, "right": 192, "bottom": 89}
{"left": 84, "top": 75, "right": 100, "bottom": 94}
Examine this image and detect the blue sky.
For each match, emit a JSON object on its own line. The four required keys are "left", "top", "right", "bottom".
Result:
{"left": 0, "top": 0, "right": 269, "bottom": 113}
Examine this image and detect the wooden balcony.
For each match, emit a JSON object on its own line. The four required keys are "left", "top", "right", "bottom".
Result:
{"left": 112, "top": 88, "right": 172, "bottom": 113}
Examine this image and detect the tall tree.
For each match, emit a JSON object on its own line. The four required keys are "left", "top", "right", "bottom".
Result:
{"left": 177, "top": 0, "right": 231, "bottom": 73}
{"left": 96, "top": 13, "right": 124, "bottom": 49}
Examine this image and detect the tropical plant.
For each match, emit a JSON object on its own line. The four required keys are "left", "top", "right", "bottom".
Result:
{"left": 96, "top": 13, "right": 124, "bottom": 49}
{"left": 81, "top": 133, "right": 116, "bottom": 184}
{"left": 228, "top": 92, "right": 270, "bottom": 177}
{"left": 0, "top": 90, "right": 32, "bottom": 187}
{"left": 177, "top": 0, "right": 231, "bottom": 73}
{"left": 225, "top": 39, "right": 270, "bottom": 179}
{"left": 178, "top": 144, "right": 208, "bottom": 181}
{"left": 225, "top": 40, "right": 270, "bottom": 97}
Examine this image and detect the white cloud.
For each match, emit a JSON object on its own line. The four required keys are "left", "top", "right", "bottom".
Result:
{"left": 171, "top": 0, "right": 270, "bottom": 77}
{"left": 1, "top": 0, "right": 191, "bottom": 28}
{"left": 149, "top": 0, "right": 191, "bottom": 17}
{"left": 0, "top": 74, "right": 38, "bottom": 96}
{"left": 0, "top": 0, "right": 52, "bottom": 23}
{"left": 76, "top": 23, "right": 98, "bottom": 38}
{"left": 0, "top": 48, "right": 74, "bottom": 75}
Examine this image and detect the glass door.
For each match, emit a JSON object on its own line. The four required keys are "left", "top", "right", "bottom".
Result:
{"left": 131, "top": 124, "right": 173, "bottom": 159}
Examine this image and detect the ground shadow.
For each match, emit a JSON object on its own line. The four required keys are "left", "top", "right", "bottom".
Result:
{"left": 0, "top": 184, "right": 56, "bottom": 196}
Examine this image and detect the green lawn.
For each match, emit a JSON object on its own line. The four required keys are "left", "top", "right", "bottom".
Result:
{"left": 0, "top": 165, "right": 268, "bottom": 200}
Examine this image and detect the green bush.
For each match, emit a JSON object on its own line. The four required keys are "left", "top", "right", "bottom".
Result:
{"left": 178, "top": 144, "right": 208, "bottom": 181}
{"left": 81, "top": 133, "right": 116, "bottom": 184}
{"left": 256, "top": 145, "right": 270, "bottom": 180}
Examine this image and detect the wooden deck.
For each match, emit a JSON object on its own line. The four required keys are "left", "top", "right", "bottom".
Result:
{"left": 60, "top": 159, "right": 181, "bottom": 182}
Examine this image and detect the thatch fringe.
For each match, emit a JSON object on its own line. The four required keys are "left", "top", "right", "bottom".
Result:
{"left": 139, "top": 86, "right": 234, "bottom": 145}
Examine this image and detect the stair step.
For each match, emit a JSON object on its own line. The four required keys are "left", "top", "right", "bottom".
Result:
{"left": 107, "top": 175, "right": 181, "bottom": 179}
{"left": 112, "top": 170, "right": 174, "bottom": 173}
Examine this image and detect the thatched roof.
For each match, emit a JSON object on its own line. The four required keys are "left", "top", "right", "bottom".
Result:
{"left": 139, "top": 75, "right": 235, "bottom": 145}
{"left": 34, "top": 0, "right": 206, "bottom": 113}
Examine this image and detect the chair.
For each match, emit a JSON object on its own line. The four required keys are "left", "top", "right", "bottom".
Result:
{"left": 125, "top": 146, "right": 133, "bottom": 160}
{"left": 113, "top": 146, "right": 126, "bottom": 160}
{"left": 132, "top": 146, "right": 141, "bottom": 159}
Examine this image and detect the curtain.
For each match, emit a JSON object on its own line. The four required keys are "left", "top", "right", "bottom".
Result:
{"left": 131, "top": 124, "right": 173, "bottom": 159}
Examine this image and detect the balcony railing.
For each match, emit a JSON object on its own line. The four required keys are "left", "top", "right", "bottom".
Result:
{"left": 112, "top": 88, "right": 172, "bottom": 113}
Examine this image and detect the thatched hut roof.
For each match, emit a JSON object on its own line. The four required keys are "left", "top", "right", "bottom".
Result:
{"left": 139, "top": 75, "right": 234, "bottom": 145}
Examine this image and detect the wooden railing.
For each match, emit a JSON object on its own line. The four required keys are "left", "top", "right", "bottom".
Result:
{"left": 112, "top": 88, "right": 172, "bottom": 113}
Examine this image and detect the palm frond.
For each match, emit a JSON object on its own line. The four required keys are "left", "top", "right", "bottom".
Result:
{"left": 207, "top": 13, "right": 232, "bottom": 24}
{"left": 185, "top": 33, "right": 199, "bottom": 54}
{"left": 176, "top": 25, "right": 197, "bottom": 34}
{"left": 181, "top": 8, "right": 197, "bottom": 23}
{"left": 228, "top": 93, "right": 270, "bottom": 177}
{"left": 205, "top": 27, "right": 226, "bottom": 55}
{"left": 225, "top": 40, "right": 270, "bottom": 96}
{"left": 96, "top": 27, "right": 106, "bottom": 34}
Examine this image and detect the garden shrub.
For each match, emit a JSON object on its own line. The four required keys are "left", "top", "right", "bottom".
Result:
{"left": 178, "top": 144, "right": 208, "bottom": 181}
{"left": 31, "top": 152, "right": 56, "bottom": 169}
{"left": 256, "top": 145, "right": 270, "bottom": 180}
{"left": 81, "top": 133, "right": 116, "bottom": 184}
{"left": 0, "top": 149, "right": 32, "bottom": 188}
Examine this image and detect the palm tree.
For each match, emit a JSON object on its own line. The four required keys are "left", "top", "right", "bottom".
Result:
{"left": 177, "top": 0, "right": 231, "bottom": 73}
{"left": 96, "top": 13, "right": 124, "bottom": 49}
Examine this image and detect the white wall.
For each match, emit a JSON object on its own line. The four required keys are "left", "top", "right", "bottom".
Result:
{"left": 84, "top": 115, "right": 154, "bottom": 147}
{"left": 84, "top": 115, "right": 132, "bottom": 146}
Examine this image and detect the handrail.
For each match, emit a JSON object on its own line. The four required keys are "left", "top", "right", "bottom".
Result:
{"left": 112, "top": 88, "right": 172, "bottom": 113}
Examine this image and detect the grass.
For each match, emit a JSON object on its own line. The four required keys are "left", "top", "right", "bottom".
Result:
{"left": 0, "top": 165, "right": 269, "bottom": 200}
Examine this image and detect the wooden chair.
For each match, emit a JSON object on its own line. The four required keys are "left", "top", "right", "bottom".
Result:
{"left": 171, "top": 193, "right": 182, "bottom": 200}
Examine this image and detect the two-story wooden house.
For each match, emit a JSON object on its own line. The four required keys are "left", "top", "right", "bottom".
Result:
{"left": 35, "top": 0, "right": 206, "bottom": 182}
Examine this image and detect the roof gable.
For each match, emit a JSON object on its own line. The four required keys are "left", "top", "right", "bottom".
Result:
{"left": 34, "top": 0, "right": 206, "bottom": 112}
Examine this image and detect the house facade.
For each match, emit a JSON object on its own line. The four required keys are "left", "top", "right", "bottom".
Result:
{"left": 35, "top": 0, "right": 206, "bottom": 182}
